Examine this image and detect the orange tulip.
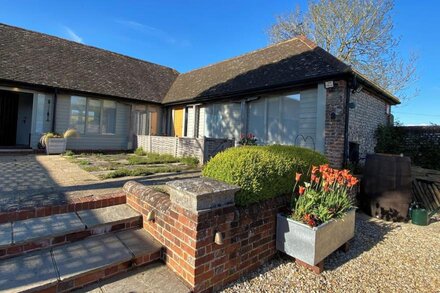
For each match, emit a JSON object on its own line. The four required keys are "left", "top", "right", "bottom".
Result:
{"left": 295, "top": 173, "right": 302, "bottom": 182}
{"left": 298, "top": 186, "right": 305, "bottom": 195}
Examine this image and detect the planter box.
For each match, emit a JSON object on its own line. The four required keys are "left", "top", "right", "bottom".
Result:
{"left": 276, "top": 209, "right": 356, "bottom": 266}
{"left": 46, "top": 138, "right": 67, "bottom": 155}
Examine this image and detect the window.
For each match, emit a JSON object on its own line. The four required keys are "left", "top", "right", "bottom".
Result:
{"left": 69, "top": 96, "right": 87, "bottom": 133}
{"left": 102, "top": 100, "right": 116, "bottom": 134}
{"left": 86, "top": 99, "right": 101, "bottom": 133}
{"left": 69, "top": 96, "right": 117, "bottom": 135}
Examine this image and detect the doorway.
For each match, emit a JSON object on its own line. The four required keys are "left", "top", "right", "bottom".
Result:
{"left": 0, "top": 89, "right": 33, "bottom": 148}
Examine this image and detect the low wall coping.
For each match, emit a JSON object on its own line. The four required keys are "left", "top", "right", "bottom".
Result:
{"left": 166, "top": 177, "right": 240, "bottom": 213}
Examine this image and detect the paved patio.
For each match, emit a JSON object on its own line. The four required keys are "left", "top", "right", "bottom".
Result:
{"left": 0, "top": 154, "right": 200, "bottom": 213}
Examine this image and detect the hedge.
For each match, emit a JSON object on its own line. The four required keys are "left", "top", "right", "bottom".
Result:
{"left": 202, "top": 145, "right": 328, "bottom": 206}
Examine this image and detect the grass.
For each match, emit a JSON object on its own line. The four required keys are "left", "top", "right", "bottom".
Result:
{"left": 128, "top": 153, "right": 180, "bottom": 165}
{"left": 65, "top": 149, "right": 200, "bottom": 180}
{"left": 101, "top": 165, "right": 186, "bottom": 179}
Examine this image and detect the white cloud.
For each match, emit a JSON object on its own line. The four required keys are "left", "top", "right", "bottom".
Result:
{"left": 63, "top": 26, "right": 84, "bottom": 43}
{"left": 115, "top": 19, "right": 190, "bottom": 47}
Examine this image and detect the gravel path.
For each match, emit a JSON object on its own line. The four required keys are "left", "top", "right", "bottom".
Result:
{"left": 222, "top": 213, "right": 440, "bottom": 293}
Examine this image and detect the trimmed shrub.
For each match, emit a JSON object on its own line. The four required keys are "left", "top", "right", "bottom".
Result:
{"left": 202, "top": 145, "right": 328, "bottom": 206}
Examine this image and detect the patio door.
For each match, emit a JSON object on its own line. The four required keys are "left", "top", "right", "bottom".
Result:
{"left": 0, "top": 90, "right": 19, "bottom": 146}
{"left": 133, "top": 111, "right": 158, "bottom": 135}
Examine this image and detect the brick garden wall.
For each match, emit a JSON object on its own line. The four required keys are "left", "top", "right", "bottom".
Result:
{"left": 124, "top": 181, "right": 288, "bottom": 292}
{"left": 348, "top": 89, "right": 389, "bottom": 162}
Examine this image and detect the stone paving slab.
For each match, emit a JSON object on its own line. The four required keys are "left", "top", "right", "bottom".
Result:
{"left": 52, "top": 234, "right": 133, "bottom": 281}
{"left": 75, "top": 262, "right": 190, "bottom": 293}
{"left": 76, "top": 204, "right": 140, "bottom": 229}
{"left": 0, "top": 250, "right": 58, "bottom": 292}
{"left": 0, "top": 223, "right": 12, "bottom": 247}
{"left": 13, "top": 212, "right": 85, "bottom": 244}
{"left": 116, "top": 229, "right": 161, "bottom": 257}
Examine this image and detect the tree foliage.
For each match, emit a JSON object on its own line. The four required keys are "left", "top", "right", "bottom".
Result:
{"left": 269, "top": 0, "right": 417, "bottom": 99}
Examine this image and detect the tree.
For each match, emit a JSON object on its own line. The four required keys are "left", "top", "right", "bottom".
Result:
{"left": 268, "top": 0, "right": 417, "bottom": 100}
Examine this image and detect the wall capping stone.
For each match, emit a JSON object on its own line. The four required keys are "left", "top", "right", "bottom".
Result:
{"left": 166, "top": 177, "right": 240, "bottom": 214}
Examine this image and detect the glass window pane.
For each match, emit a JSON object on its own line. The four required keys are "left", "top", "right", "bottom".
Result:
{"left": 281, "top": 94, "right": 300, "bottom": 145}
{"left": 86, "top": 99, "right": 101, "bottom": 134}
{"left": 102, "top": 100, "right": 116, "bottom": 134}
{"left": 247, "top": 98, "right": 266, "bottom": 144}
{"left": 69, "top": 96, "right": 86, "bottom": 133}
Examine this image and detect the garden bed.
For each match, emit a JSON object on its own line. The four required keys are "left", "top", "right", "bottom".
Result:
{"left": 64, "top": 151, "right": 199, "bottom": 179}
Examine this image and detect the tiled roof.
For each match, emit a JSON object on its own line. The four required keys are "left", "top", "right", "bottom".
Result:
{"left": 163, "top": 36, "right": 351, "bottom": 104}
{"left": 0, "top": 23, "right": 178, "bottom": 103}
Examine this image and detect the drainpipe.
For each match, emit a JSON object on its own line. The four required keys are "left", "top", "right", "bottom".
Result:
{"left": 342, "top": 79, "right": 351, "bottom": 168}
{"left": 52, "top": 88, "right": 58, "bottom": 132}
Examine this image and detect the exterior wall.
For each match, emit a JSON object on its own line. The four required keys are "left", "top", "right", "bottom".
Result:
{"left": 324, "top": 80, "right": 348, "bottom": 168}
{"left": 136, "top": 135, "right": 234, "bottom": 164}
{"left": 124, "top": 182, "right": 288, "bottom": 292}
{"left": 348, "top": 89, "right": 389, "bottom": 162}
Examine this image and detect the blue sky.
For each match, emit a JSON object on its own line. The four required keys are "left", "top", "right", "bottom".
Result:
{"left": 0, "top": 0, "right": 439, "bottom": 125}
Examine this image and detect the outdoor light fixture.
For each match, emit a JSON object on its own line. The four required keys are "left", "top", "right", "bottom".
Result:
{"left": 214, "top": 231, "right": 224, "bottom": 245}
{"left": 146, "top": 210, "right": 155, "bottom": 221}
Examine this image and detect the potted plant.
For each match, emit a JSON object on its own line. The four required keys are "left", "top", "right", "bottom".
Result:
{"left": 276, "top": 164, "right": 359, "bottom": 271}
{"left": 237, "top": 133, "right": 257, "bottom": 146}
{"left": 40, "top": 128, "right": 78, "bottom": 155}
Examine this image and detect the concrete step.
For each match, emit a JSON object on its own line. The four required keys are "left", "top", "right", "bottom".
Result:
{"left": 0, "top": 204, "right": 141, "bottom": 259}
{"left": 0, "top": 229, "right": 162, "bottom": 293}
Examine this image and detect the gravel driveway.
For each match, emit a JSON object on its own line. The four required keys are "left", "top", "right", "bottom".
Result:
{"left": 222, "top": 213, "right": 440, "bottom": 293}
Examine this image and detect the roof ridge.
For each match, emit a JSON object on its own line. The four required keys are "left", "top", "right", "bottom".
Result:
{"left": 179, "top": 36, "right": 310, "bottom": 76}
{"left": 0, "top": 22, "right": 179, "bottom": 74}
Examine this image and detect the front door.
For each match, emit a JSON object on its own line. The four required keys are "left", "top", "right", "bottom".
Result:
{"left": 173, "top": 107, "right": 184, "bottom": 137}
{"left": 0, "top": 90, "right": 19, "bottom": 146}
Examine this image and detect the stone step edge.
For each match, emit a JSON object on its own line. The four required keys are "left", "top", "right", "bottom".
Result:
{"left": 0, "top": 191, "right": 126, "bottom": 224}
{"left": 34, "top": 233, "right": 162, "bottom": 293}
{"left": 55, "top": 250, "right": 162, "bottom": 293}
{"left": 0, "top": 212, "right": 141, "bottom": 260}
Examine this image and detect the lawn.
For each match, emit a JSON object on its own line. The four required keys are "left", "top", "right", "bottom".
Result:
{"left": 64, "top": 151, "right": 199, "bottom": 179}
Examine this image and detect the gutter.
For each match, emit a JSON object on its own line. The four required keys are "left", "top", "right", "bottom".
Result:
{"left": 343, "top": 79, "right": 351, "bottom": 168}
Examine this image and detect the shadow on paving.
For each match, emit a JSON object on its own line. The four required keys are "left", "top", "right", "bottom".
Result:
{"left": 73, "top": 261, "right": 190, "bottom": 293}
{"left": 0, "top": 154, "right": 200, "bottom": 212}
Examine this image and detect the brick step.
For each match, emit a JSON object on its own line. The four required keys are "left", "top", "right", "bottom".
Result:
{"left": 0, "top": 229, "right": 162, "bottom": 292}
{"left": 0, "top": 204, "right": 141, "bottom": 259}
{"left": 0, "top": 191, "right": 126, "bottom": 224}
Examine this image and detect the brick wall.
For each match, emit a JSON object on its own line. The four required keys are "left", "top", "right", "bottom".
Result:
{"left": 348, "top": 89, "right": 389, "bottom": 162}
{"left": 124, "top": 181, "right": 288, "bottom": 292}
{"left": 324, "top": 81, "right": 392, "bottom": 167}
{"left": 324, "top": 80, "right": 348, "bottom": 168}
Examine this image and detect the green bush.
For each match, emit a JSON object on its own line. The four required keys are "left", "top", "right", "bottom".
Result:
{"left": 202, "top": 145, "right": 328, "bottom": 206}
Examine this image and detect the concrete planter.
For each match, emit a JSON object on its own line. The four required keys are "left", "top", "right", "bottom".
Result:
{"left": 46, "top": 138, "right": 67, "bottom": 155}
{"left": 276, "top": 209, "right": 356, "bottom": 266}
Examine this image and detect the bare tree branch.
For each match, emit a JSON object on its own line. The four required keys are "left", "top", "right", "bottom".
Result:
{"left": 268, "top": 0, "right": 418, "bottom": 100}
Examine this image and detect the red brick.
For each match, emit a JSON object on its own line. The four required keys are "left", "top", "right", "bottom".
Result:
{"left": 74, "top": 270, "right": 104, "bottom": 286}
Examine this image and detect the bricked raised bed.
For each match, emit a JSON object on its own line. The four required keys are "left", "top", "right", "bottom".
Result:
{"left": 123, "top": 179, "right": 288, "bottom": 292}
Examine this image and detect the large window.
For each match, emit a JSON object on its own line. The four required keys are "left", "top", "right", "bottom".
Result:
{"left": 69, "top": 96, "right": 116, "bottom": 134}
{"left": 102, "top": 100, "right": 117, "bottom": 134}
{"left": 70, "top": 96, "right": 87, "bottom": 133}
{"left": 247, "top": 93, "right": 301, "bottom": 145}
